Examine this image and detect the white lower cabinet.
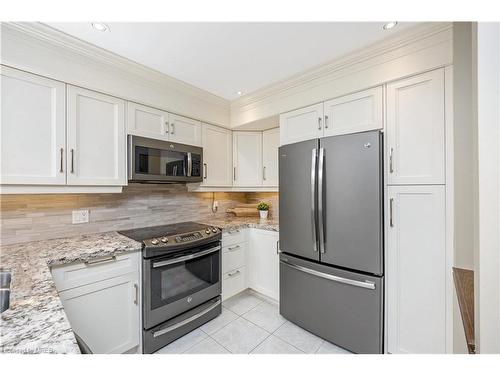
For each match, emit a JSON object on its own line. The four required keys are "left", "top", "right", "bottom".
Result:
{"left": 221, "top": 228, "right": 280, "bottom": 302}
{"left": 387, "top": 185, "right": 446, "bottom": 354}
{"left": 247, "top": 229, "right": 280, "bottom": 301}
{"left": 52, "top": 252, "right": 141, "bottom": 354}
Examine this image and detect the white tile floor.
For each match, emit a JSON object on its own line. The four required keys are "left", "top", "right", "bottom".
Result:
{"left": 155, "top": 290, "right": 352, "bottom": 354}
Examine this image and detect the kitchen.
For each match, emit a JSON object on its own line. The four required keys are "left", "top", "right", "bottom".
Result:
{"left": 1, "top": 12, "right": 500, "bottom": 366}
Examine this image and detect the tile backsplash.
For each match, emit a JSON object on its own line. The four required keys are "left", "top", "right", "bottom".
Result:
{"left": 0, "top": 184, "right": 278, "bottom": 245}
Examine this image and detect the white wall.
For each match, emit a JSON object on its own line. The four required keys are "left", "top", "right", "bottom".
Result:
{"left": 452, "top": 22, "right": 478, "bottom": 354}
{"left": 475, "top": 22, "right": 500, "bottom": 354}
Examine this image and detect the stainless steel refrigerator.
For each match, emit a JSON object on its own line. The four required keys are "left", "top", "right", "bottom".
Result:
{"left": 279, "top": 130, "right": 384, "bottom": 354}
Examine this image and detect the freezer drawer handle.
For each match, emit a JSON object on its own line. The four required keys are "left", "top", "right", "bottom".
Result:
{"left": 152, "top": 246, "right": 220, "bottom": 268}
{"left": 280, "top": 259, "right": 376, "bottom": 290}
{"left": 152, "top": 299, "right": 221, "bottom": 338}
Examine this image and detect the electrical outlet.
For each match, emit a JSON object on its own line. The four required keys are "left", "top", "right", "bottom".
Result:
{"left": 72, "top": 210, "right": 89, "bottom": 224}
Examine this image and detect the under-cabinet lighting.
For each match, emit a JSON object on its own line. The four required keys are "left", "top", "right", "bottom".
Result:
{"left": 383, "top": 22, "right": 398, "bottom": 30}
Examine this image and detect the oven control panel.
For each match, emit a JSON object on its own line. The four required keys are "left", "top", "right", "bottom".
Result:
{"left": 144, "top": 227, "right": 220, "bottom": 248}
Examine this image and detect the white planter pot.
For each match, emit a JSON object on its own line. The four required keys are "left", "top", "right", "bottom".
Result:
{"left": 259, "top": 210, "right": 269, "bottom": 219}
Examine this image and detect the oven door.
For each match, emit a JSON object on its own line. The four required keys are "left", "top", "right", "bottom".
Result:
{"left": 143, "top": 242, "right": 221, "bottom": 329}
{"left": 128, "top": 135, "right": 203, "bottom": 183}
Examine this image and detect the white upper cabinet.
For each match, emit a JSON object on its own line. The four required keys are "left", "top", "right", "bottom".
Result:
{"left": 262, "top": 128, "right": 279, "bottom": 187}
{"left": 387, "top": 185, "right": 446, "bottom": 354}
{"left": 168, "top": 113, "right": 202, "bottom": 146}
{"left": 323, "top": 87, "right": 383, "bottom": 137}
{"left": 279, "top": 103, "right": 323, "bottom": 146}
{"left": 1, "top": 66, "right": 66, "bottom": 185}
{"left": 201, "top": 123, "right": 232, "bottom": 186}
{"left": 67, "top": 86, "right": 126, "bottom": 186}
{"left": 127, "top": 102, "right": 169, "bottom": 140}
{"left": 386, "top": 70, "right": 445, "bottom": 185}
{"left": 232, "top": 131, "right": 262, "bottom": 186}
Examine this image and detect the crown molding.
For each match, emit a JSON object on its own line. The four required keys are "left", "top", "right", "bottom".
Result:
{"left": 231, "top": 22, "right": 453, "bottom": 110}
{"left": 2, "top": 22, "right": 229, "bottom": 109}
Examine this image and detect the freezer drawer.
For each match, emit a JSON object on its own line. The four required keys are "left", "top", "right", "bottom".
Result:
{"left": 279, "top": 254, "right": 383, "bottom": 354}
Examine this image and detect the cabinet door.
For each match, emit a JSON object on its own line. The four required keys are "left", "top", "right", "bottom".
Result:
{"left": 168, "top": 113, "right": 202, "bottom": 146}
{"left": 387, "top": 185, "right": 446, "bottom": 354}
{"left": 279, "top": 103, "right": 323, "bottom": 146}
{"left": 1, "top": 66, "right": 66, "bottom": 185}
{"left": 248, "top": 229, "right": 279, "bottom": 301}
{"left": 386, "top": 70, "right": 445, "bottom": 185}
{"left": 232, "top": 131, "right": 262, "bottom": 186}
{"left": 127, "top": 102, "right": 169, "bottom": 140}
{"left": 201, "top": 123, "right": 232, "bottom": 186}
{"left": 323, "top": 86, "right": 383, "bottom": 137}
{"left": 59, "top": 273, "right": 140, "bottom": 354}
{"left": 67, "top": 86, "right": 126, "bottom": 186}
{"left": 262, "top": 128, "right": 280, "bottom": 187}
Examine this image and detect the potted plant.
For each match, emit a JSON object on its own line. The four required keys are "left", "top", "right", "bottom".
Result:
{"left": 257, "top": 202, "right": 270, "bottom": 219}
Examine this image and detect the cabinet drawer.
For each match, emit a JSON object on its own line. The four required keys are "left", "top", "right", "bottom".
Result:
{"left": 222, "top": 266, "right": 246, "bottom": 300}
{"left": 222, "top": 228, "right": 246, "bottom": 246}
{"left": 51, "top": 251, "right": 140, "bottom": 292}
{"left": 222, "top": 243, "right": 246, "bottom": 273}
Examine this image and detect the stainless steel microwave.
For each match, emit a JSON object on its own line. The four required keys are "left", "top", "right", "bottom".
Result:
{"left": 128, "top": 135, "right": 203, "bottom": 183}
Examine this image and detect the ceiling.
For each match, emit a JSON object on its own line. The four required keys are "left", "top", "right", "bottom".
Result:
{"left": 46, "top": 22, "right": 419, "bottom": 100}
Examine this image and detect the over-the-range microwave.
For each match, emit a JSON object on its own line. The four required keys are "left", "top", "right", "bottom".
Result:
{"left": 128, "top": 135, "right": 203, "bottom": 183}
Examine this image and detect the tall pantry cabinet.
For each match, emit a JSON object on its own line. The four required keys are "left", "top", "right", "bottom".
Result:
{"left": 385, "top": 69, "right": 448, "bottom": 354}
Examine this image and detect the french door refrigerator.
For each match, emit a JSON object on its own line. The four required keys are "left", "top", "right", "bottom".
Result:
{"left": 279, "top": 130, "right": 384, "bottom": 354}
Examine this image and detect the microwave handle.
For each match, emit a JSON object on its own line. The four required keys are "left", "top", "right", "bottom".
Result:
{"left": 187, "top": 152, "right": 192, "bottom": 177}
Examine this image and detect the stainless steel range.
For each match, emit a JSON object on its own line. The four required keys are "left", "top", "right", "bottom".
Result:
{"left": 119, "top": 222, "right": 222, "bottom": 353}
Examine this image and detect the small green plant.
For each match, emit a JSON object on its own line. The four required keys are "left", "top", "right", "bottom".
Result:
{"left": 257, "top": 202, "right": 270, "bottom": 211}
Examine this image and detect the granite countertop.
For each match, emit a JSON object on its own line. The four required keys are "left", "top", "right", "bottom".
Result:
{"left": 0, "top": 217, "right": 278, "bottom": 354}
{"left": 200, "top": 217, "right": 279, "bottom": 232}
{"left": 0, "top": 232, "right": 142, "bottom": 354}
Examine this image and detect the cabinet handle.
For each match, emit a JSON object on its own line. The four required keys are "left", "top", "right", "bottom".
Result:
{"left": 390, "top": 198, "right": 394, "bottom": 227}
{"left": 59, "top": 148, "right": 64, "bottom": 173}
{"left": 70, "top": 149, "right": 75, "bottom": 174}
{"left": 318, "top": 117, "right": 322, "bottom": 130}
{"left": 84, "top": 255, "right": 116, "bottom": 265}
{"left": 233, "top": 166, "right": 237, "bottom": 181}
{"left": 263, "top": 166, "right": 266, "bottom": 181}
{"left": 203, "top": 163, "right": 207, "bottom": 179}
{"left": 165, "top": 122, "right": 169, "bottom": 134}
{"left": 227, "top": 245, "right": 240, "bottom": 251}
{"left": 324, "top": 115, "right": 329, "bottom": 129}
{"left": 133, "top": 283, "right": 139, "bottom": 305}
{"left": 227, "top": 270, "right": 241, "bottom": 277}
{"left": 389, "top": 148, "right": 394, "bottom": 174}
{"left": 171, "top": 123, "right": 175, "bottom": 135}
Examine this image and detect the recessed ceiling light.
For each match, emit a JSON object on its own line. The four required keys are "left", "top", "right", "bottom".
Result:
{"left": 383, "top": 22, "right": 398, "bottom": 30}
{"left": 237, "top": 91, "right": 243, "bottom": 96}
{"left": 91, "top": 22, "right": 109, "bottom": 32}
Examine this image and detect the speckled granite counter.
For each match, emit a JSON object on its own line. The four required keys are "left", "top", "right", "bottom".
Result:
{"left": 200, "top": 217, "right": 279, "bottom": 233}
{"left": 0, "top": 232, "right": 141, "bottom": 354}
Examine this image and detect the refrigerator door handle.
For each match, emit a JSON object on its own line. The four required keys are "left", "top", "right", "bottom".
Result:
{"left": 311, "top": 148, "right": 318, "bottom": 252}
{"left": 317, "top": 148, "right": 325, "bottom": 253}
{"left": 280, "top": 259, "right": 376, "bottom": 290}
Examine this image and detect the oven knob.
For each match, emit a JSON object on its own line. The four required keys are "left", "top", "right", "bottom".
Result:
{"left": 211, "top": 227, "right": 218, "bottom": 233}
{"left": 161, "top": 237, "right": 168, "bottom": 243}
{"left": 205, "top": 228, "right": 211, "bottom": 234}
{"left": 151, "top": 238, "right": 159, "bottom": 245}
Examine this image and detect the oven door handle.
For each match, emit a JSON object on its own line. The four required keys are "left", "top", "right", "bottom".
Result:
{"left": 153, "top": 298, "right": 221, "bottom": 338}
{"left": 152, "top": 245, "right": 220, "bottom": 268}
